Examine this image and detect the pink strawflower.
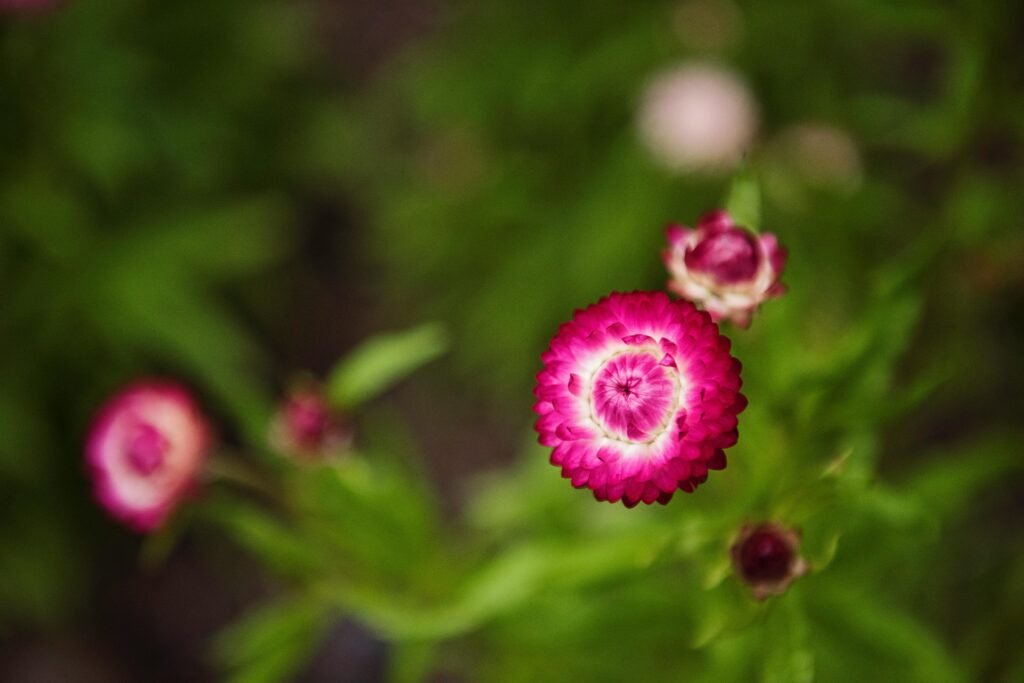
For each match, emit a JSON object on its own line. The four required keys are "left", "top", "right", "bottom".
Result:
{"left": 731, "top": 523, "right": 808, "bottom": 600}
{"left": 663, "top": 210, "right": 787, "bottom": 327}
{"left": 533, "top": 291, "right": 745, "bottom": 507}
{"left": 269, "top": 386, "right": 352, "bottom": 460}
{"left": 86, "top": 381, "right": 211, "bottom": 532}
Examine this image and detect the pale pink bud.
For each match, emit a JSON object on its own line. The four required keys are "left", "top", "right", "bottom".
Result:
{"left": 637, "top": 62, "right": 758, "bottom": 173}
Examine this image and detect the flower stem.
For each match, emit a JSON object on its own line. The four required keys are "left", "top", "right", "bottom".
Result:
{"left": 204, "top": 452, "right": 283, "bottom": 502}
{"left": 724, "top": 165, "right": 761, "bottom": 231}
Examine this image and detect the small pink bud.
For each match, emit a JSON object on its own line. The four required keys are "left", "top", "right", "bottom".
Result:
{"left": 269, "top": 386, "right": 352, "bottom": 461}
{"left": 663, "top": 210, "right": 787, "bottom": 327}
{"left": 86, "top": 381, "right": 211, "bottom": 532}
{"left": 730, "top": 523, "right": 808, "bottom": 600}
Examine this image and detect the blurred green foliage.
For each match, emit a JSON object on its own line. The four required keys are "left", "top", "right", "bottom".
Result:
{"left": 0, "top": 0, "right": 319, "bottom": 624}
{"left": 2, "top": 0, "right": 1024, "bottom": 682}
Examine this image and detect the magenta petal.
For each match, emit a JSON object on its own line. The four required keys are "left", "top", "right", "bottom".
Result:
{"left": 642, "top": 483, "right": 662, "bottom": 504}
{"left": 696, "top": 210, "right": 734, "bottom": 233}
{"left": 684, "top": 228, "right": 760, "bottom": 284}
{"left": 622, "top": 333, "right": 655, "bottom": 346}
{"left": 570, "top": 469, "right": 590, "bottom": 487}
{"left": 666, "top": 224, "right": 691, "bottom": 247}
{"left": 605, "top": 322, "right": 628, "bottom": 338}
{"left": 539, "top": 432, "right": 560, "bottom": 447}
{"left": 707, "top": 449, "right": 727, "bottom": 470}
{"left": 759, "top": 233, "right": 788, "bottom": 275}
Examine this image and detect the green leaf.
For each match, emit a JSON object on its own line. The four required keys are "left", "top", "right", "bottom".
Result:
{"left": 327, "top": 323, "right": 448, "bottom": 409}
{"left": 0, "top": 497, "right": 79, "bottom": 625}
{"left": 905, "top": 433, "right": 1023, "bottom": 522}
{"left": 808, "top": 585, "right": 965, "bottom": 683}
{"left": 724, "top": 168, "right": 761, "bottom": 232}
{"left": 388, "top": 641, "right": 439, "bottom": 683}
{"left": 331, "top": 544, "right": 548, "bottom": 641}
{"left": 214, "top": 598, "right": 327, "bottom": 683}
{"left": 201, "top": 495, "right": 321, "bottom": 577}
{"left": 763, "top": 596, "right": 814, "bottom": 683}
{"left": 89, "top": 256, "right": 275, "bottom": 443}
{"left": 128, "top": 197, "right": 292, "bottom": 278}
{"left": 292, "top": 458, "right": 439, "bottom": 579}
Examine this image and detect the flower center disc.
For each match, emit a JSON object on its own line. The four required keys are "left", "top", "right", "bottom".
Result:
{"left": 591, "top": 351, "right": 680, "bottom": 444}
{"left": 126, "top": 422, "right": 170, "bottom": 476}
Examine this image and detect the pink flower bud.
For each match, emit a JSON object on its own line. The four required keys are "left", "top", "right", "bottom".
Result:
{"left": 269, "top": 386, "right": 352, "bottom": 461}
{"left": 730, "top": 523, "right": 808, "bottom": 600}
{"left": 86, "top": 381, "right": 211, "bottom": 532}
{"left": 663, "top": 210, "right": 787, "bottom": 327}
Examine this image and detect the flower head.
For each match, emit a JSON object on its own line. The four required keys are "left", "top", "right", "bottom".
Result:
{"left": 731, "top": 522, "right": 808, "bottom": 599}
{"left": 86, "top": 381, "right": 211, "bottom": 532}
{"left": 637, "top": 62, "right": 757, "bottom": 173}
{"left": 533, "top": 291, "right": 745, "bottom": 507}
{"left": 663, "top": 210, "right": 786, "bottom": 327}
{"left": 269, "top": 385, "right": 352, "bottom": 460}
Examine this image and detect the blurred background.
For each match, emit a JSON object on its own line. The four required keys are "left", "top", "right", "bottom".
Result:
{"left": 1, "top": 0, "right": 1022, "bottom": 681}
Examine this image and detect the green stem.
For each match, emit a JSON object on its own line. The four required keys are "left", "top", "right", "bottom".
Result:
{"left": 724, "top": 166, "right": 761, "bottom": 231}
{"left": 204, "top": 452, "right": 284, "bottom": 502}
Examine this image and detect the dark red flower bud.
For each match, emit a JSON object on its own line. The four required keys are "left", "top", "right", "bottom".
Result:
{"left": 730, "top": 523, "right": 807, "bottom": 599}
